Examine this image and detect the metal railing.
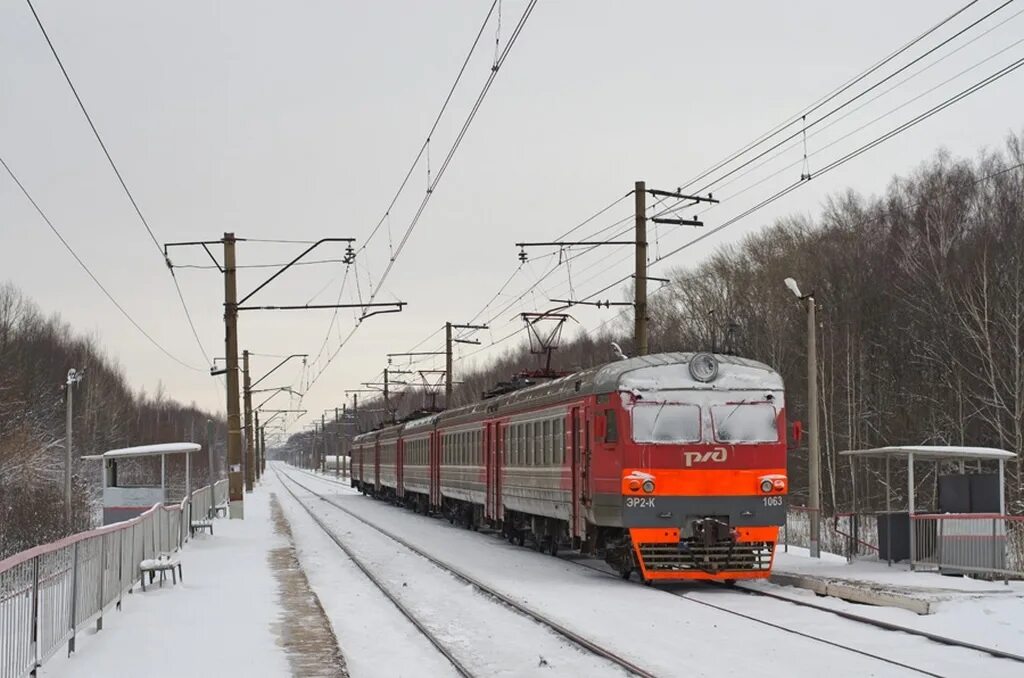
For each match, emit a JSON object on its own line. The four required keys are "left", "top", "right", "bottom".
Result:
{"left": 912, "top": 513, "right": 1024, "bottom": 580}
{"left": 0, "top": 479, "right": 228, "bottom": 678}
{"left": 780, "top": 506, "right": 879, "bottom": 558}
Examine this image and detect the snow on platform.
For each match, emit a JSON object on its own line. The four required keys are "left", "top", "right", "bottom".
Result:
{"left": 38, "top": 485, "right": 320, "bottom": 678}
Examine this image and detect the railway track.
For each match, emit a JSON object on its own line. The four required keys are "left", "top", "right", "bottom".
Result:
{"left": 273, "top": 466, "right": 657, "bottom": 678}
{"left": 279, "top": 465, "right": 1023, "bottom": 677}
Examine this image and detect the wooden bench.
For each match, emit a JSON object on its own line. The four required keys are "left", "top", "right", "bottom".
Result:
{"left": 139, "top": 554, "right": 182, "bottom": 591}
{"left": 190, "top": 519, "right": 213, "bottom": 537}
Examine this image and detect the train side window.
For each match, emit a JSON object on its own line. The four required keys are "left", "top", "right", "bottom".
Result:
{"left": 511, "top": 426, "right": 518, "bottom": 466}
{"left": 542, "top": 420, "right": 552, "bottom": 465}
{"left": 604, "top": 409, "right": 619, "bottom": 443}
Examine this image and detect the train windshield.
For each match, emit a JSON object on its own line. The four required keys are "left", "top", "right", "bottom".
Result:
{"left": 711, "top": 403, "right": 779, "bottom": 443}
{"left": 631, "top": 402, "right": 701, "bottom": 443}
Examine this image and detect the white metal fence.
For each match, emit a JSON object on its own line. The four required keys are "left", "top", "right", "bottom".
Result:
{"left": 912, "top": 513, "right": 1024, "bottom": 580}
{"left": 0, "top": 479, "right": 228, "bottom": 678}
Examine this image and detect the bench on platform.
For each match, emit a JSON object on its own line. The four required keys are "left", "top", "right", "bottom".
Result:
{"left": 190, "top": 519, "right": 213, "bottom": 537}
{"left": 139, "top": 554, "right": 182, "bottom": 591}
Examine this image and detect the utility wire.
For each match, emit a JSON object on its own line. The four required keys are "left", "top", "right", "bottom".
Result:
{"left": 0, "top": 153, "right": 205, "bottom": 372}
{"left": 357, "top": 0, "right": 499, "bottom": 257}
{"left": 304, "top": 0, "right": 537, "bottom": 393}
{"left": 675, "top": 0, "right": 986, "bottom": 196}
{"left": 24, "top": 0, "right": 213, "bottom": 366}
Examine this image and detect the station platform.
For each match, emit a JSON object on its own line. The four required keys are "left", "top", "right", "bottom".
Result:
{"left": 38, "top": 485, "right": 343, "bottom": 678}
{"left": 769, "top": 546, "right": 1024, "bottom": 615}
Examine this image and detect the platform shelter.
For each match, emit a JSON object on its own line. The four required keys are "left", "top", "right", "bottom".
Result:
{"left": 84, "top": 442, "right": 200, "bottom": 524}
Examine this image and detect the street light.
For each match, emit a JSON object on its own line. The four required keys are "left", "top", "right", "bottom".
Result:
{"left": 65, "top": 368, "right": 84, "bottom": 526}
{"left": 785, "top": 277, "right": 821, "bottom": 558}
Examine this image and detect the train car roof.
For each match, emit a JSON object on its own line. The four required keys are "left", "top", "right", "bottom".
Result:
{"left": 353, "top": 352, "right": 781, "bottom": 442}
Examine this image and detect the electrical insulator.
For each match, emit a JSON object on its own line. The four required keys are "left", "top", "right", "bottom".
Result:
{"left": 518, "top": 247, "right": 528, "bottom": 263}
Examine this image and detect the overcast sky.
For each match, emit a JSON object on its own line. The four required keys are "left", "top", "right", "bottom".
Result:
{"left": 2, "top": 0, "right": 1022, "bottom": 443}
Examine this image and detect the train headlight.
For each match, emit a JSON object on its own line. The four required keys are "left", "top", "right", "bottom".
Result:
{"left": 760, "top": 479, "right": 774, "bottom": 493}
{"left": 628, "top": 480, "right": 641, "bottom": 492}
{"left": 689, "top": 353, "right": 719, "bottom": 383}
{"left": 642, "top": 479, "right": 655, "bottom": 493}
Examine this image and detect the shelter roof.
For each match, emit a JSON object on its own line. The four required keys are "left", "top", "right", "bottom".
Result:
{"left": 82, "top": 442, "right": 201, "bottom": 461}
{"left": 839, "top": 445, "right": 1015, "bottom": 461}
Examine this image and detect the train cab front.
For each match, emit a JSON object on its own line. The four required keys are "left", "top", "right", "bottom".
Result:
{"left": 613, "top": 468, "right": 787, "bottom": 582}
{"left": 603, "top": 352, "right": 788, "bottom": 583}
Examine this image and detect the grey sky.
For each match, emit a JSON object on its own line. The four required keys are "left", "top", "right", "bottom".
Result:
{"left": 2, "top": 0, "right": 1021, "bottom": 442}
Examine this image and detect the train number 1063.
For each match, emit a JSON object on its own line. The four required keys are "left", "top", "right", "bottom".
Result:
{"left": 762, "top": 496, "right": 784, "bottom": 507}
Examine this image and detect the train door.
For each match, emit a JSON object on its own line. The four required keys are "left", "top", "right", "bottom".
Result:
{"left": 374, "top": 439, "right": 381, "bottom": 492}
{"left": 429, "top": 430, "right": 440, "bottom": 509}
{"left": 397, "top": 438, "right": 404, "bottom": 499}
{"left": 570, "top": 406, "right": 587, "bottom": 539}
{"left": 485, "top": 421, "right": 502, "bottom": 523}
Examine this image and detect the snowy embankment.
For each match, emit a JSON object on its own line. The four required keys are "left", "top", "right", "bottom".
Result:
{"left": 273, "top": 465, "right": 1022, "bottom": 678}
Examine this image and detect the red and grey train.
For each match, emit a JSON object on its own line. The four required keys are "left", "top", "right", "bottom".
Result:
{"left": 351, "top": 352, "right": 787, "bottom": 582}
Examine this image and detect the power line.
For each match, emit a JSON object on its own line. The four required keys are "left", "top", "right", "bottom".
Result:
{"left": 357, "top": 0, "right": 500, "bottom": 257}
{"left": 674, "top": 0, "right": 987, "bottom": 197}
{"left": 0, "top": 153, "right": 205, "bottom": 372}
{"left": 24, "top": 0, "right": 213, "bottom": 366}
{"left": 303, "top": 0, "right": 537, "bottom": 394}
{"left": 682, "top": 0, "right": 1017, "bottom": 199}
{"left": 454, "top": 52, "right": 1024, "bottom": 365}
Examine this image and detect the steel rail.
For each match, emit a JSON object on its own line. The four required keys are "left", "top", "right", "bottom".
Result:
{"left": 724, "top": 583, "right": 1024, "bottom": 664}
{"left": 287, "top": 465, "right": 1024, "bottom": 670}
{"left": 272, "top": 467, "right": 475, "bottom": 678}
{"left": 567, "top": 555, "right": 1014, "bottom": 676}
{"left": 275, "top": 465, "right": 657, "bottom": 678}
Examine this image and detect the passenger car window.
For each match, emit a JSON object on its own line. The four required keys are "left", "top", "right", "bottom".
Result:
{"left": 712, "top": 403, "right": 779, "bottom": 443}
{"left": 631, "top": 403, "right": 701, "bottom": 443}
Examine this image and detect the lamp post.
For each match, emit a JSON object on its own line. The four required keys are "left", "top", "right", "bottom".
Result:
{"left": 785, "top": 277, "right": 820, "bottom": 558}
{"left": 64, "top": 368, "right": 83, "bottom": 527}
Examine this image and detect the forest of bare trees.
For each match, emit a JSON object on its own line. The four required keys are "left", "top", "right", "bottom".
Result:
{"left": 318, "top": 135, "right": 1024, "bottom": 516}
{"left": 0, "top": 283, "right": 226, "bottom": 558}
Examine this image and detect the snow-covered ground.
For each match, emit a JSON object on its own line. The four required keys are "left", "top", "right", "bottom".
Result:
{"left": 273, "top": 464, "right": 1023, "bottom": 678}
{"left": 39, "top": 486, "right": 295, "bottom": 678}
{"left": 762, "top": 546, "right": 1024, "bottom": 653}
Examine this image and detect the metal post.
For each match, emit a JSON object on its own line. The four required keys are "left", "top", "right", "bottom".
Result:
{"left": 335, "top": 407, "right": 341, "bottom": 479}
{"left": 260, "top": 427, "right": 266, "bottom": 474}
{"left": 206, "top": 419, "right": 215, "bottom": 517}
{"left": 445, "top": 322, "right": 454, "bottom": 406}
{"left": 908, "top": 452, "right": 915, "bottom": 569}
{"left": 224, "top": 233, "right": 244, "bottom": 518}
{"left": 68, "top": 541, "right": 79, "bottom": 656}
{"left": 998, "top": 459, "right": 1006, "bottom": 514}
{"left": 806, "top": 295, "right": 820, "bottom": 558}
{"left": 97, "top": 535, "right": 106, "bottom": 631}
{"left": 243, "top": 350, "right": 255, "bottom": 492}
{"left": 254, "top": 409, "right": 261, "bottom": 482}
{"left": 633, "top": 180, "right": 647, "bottom": 356}
{"left": 30, "top": 556, "right": 39, "bottom": 671}
{"left": 886, "top": 455, "right": 892, "bottom": 566}
{"left": 64, "top": 368, "right": 81, "bottom": 527}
